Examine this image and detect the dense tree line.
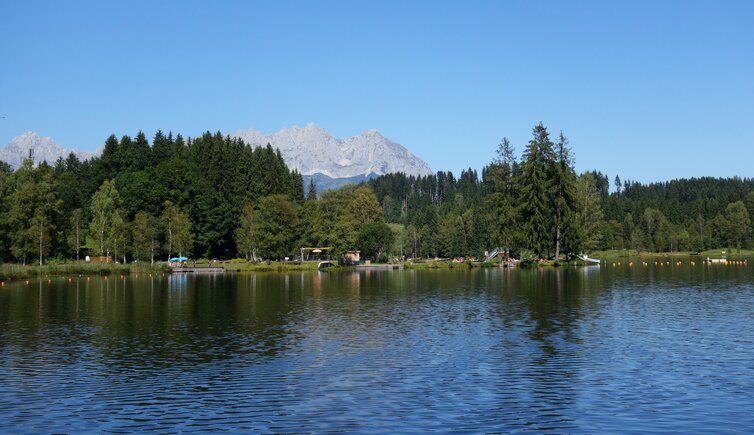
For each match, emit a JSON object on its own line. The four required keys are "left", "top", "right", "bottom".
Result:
{"left": 369, "top": 124, "right": 754, "bottom": 258}
{"left": 1, "top": 124, "right": 752, "bottom": 265}
{"left": 0, "top": 131, "right": 305, "bottom": 264}
{"left": 600, "top": 176, "right": 754, "bottom": 252}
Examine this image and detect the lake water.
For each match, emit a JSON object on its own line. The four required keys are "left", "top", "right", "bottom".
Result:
{"left": 1, "top": 262, "right": 753, "bottom": 433}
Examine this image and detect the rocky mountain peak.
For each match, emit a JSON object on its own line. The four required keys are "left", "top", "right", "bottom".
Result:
{"left": 0, "top": 131, "right": 93, "bottom": 169}
{"left": 234, "top": 124, "right": 432, "bottom": 179}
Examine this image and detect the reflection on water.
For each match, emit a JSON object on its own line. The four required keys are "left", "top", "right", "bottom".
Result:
{"left": 1, "top": 263, "right": 754, "bottom": 432}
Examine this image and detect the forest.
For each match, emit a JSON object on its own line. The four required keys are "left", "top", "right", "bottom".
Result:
{"left": 0, "top": 124, "right": 753, "bottom": 265}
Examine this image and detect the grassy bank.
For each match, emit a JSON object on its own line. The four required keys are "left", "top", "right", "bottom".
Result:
{"left": 0, "top": 262, "right": 168, "bottom": 281}
{"left": 223, "top": 259, "right": 323, "bottom": 272}
{"left": 591, "top": 248, "right": 754, "bottom": 260}
{"left": 406, "top": 258, "right": 599, "bottom": 269}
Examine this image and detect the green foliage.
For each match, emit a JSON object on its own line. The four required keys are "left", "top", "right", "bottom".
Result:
{"left": 161, "top": 201, "right": 194, "bottom": 259}
{"left": 235, "top": 203, "right": 257, "bottom": 261}
{"left": 714, "top": 201, "right": 751, "bottom": 249}
{"left": 7, "top": 159, "right": 62, "bottom": 265}
{"left": 89, "top": 179, "right": 121, "bottom": 257}
{"left": 367, "top": 123, "right": 754, "bottom": 259}
{"left": 551, "top": 131, "right": 579, "bottom": 257}
{"left": 131, "top": 212, "right": 157, "bottom": 263}
{"left": 357, "top": 222, "right": 395, "bottom": 260}
{"left": 251, "top": 194, "right": 299, "bottom": 259}
{"left": 519, "top": 123, "right": 555, "bottom": 257}
{"left": 575, "top": 173, "right": 604, "bottom": 252}
{"left": 1, "top": 124, "right": 753, "bottom": 266}
{"left": 306, "top": 185, "right": 384, "bottom": 255}
{"left": 67, "top": 208, "right": 85, "bottom": 261}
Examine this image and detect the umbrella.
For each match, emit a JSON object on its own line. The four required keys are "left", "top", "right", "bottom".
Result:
{"left": 169, "top": 257, "right": 188, "bottom": 261}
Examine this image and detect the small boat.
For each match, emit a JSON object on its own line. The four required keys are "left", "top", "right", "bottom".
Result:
{"left": 577, "top": 254, "right": 601, "bottom": 265}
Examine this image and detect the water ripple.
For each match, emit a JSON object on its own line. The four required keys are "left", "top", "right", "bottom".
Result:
{"left": 1, "top": 267, "right": 753, "bottom": 432}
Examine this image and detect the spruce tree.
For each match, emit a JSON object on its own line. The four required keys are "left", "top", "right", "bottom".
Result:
{"left": 552, "top": 131, "right": 578, "bottom": 258}
{"left": 519, "top": 123, "right": 555, "bottom": 257}
{"left": 306, "top": 179, "right": 318, "bottom": 201}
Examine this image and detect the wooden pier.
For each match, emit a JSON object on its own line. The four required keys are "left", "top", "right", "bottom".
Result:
{"left": 171, "top": 267, "right": 226, "bottom": 273}
{"left": 356, "top": 264, "right": 405, "bottom": 270}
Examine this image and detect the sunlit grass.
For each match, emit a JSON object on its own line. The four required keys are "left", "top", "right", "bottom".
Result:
{"left": 0, "top": 262, "right": 167, "bottom": 280}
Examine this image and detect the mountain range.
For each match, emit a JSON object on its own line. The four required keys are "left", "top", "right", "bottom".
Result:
{"left": 1, "top": 125, "right": 432, "bottom": 190}
{"left": 233, "top": 123, "right": 432, "bottom": 179}
{"left": 0, "top": 131, "right": 93, "bottom": 169}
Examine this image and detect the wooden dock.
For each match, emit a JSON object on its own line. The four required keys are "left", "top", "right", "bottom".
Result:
{"left": 171, "top": 267, "right": 226, "bottom": 273}
{"left": 356, "top": 264, "right": 405, "bottom": 270}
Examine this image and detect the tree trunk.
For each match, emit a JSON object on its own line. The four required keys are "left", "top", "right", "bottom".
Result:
{"left": 39, "top": 220, "right": 43, "bottom": 266}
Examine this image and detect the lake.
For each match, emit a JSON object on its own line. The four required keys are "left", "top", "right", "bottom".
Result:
{"left": 1, "top": 262, "right": 753, "bottom": 432}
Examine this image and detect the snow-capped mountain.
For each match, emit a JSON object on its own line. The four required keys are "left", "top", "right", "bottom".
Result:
{"left": 234, "top": 123, "right": 433, "bottom": 178}
{"left": 0, "top": 131, "right": 93, "bottom": 168}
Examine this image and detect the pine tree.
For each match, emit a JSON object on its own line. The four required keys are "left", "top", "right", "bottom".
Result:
{"left": 552, "top": 131, "right": 578, "bottom": 258}
{"left": 576, "top": 173, "right": 605, "bottom": 252}
{"left": 306, "top": 179, "right": 318, "bottom": 201}
{"left": 519, "top": 124, "right": 555, "bottom": 257}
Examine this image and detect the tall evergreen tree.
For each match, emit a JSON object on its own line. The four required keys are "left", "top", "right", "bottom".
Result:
{"left": 552, "top": 131, "right": 578, "bottom": 258}
{"left": 519, "top": 123, "right": 555, "bottom": 257}
{"left": 306, "top": 178, "right": 318, "bottom": 201}
{"left": 575, "top": 173, "right": 605, "bottom": 252}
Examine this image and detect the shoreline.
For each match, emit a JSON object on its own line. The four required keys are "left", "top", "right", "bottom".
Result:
{"left": 3, "top": 249, "right": 752, "bottom": 281}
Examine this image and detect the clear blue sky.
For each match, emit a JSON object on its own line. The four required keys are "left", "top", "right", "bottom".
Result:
{"left": 1, "top": 0, "right": 752, "bottom": 184}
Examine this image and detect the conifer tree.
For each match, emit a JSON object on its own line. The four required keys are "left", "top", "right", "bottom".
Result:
{"left": 519, "top": 124, "right": 555, "bottom": 257}
{"left": 306, "top": 179, "right": 318, "bottom": 201}
{"left": 552, "top": 131, "right": 578, "bottom": 258}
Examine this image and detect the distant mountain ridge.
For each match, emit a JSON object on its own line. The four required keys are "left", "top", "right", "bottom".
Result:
{"left": 234, "top": 123, "right": 432, "bottom": 179}
{"left": 1, "top": 126, "right": 433, "bottom": 190}
{"left": 0, "top": 131, "right": 93, "bottom": 168}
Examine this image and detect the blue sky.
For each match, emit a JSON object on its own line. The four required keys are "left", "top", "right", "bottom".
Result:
{"left": 1, "top": 0, "right": 752, "bottom": 184}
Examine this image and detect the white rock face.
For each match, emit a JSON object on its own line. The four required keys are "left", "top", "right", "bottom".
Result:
{"left": 234, "top": 123, "right": 433, "bottom": 178}
{"left": 0, "top": 131, "right": 93, "bottom": 168}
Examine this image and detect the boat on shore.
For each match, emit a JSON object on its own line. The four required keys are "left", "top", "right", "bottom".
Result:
{"left": 577, "top": 254, "right": 601, "bottom": 265}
